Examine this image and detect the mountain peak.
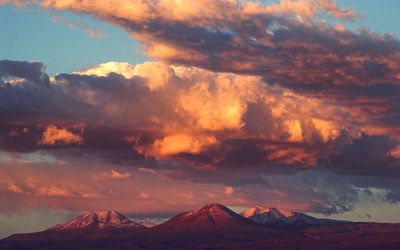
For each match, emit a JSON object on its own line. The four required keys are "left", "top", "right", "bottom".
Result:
{"left": 241, "top": 206, "right": 294, "bottom": 219}
{"left": 241, "top": 205, "right": 302, "bottom": 225}
{"left": 198, "top": 203, "right": 227, "bottom": 212}
{"left": 50, "top": 210, "right": 145, "bottom": 231}
{"left": 157, "top": 203, "right": 253, "bottom": 230}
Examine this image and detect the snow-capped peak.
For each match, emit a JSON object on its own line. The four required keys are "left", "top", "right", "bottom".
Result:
{"left": 241, "top": 205, "right": 342, "bottom": 227}
{"left": 241, "top": 205, "right": 303, "bottom": 225}
{"left": 50, "top": 210, "right": 145, "bottom": 231}
{"left": 241, "top": 205, "right": 294, "bottom": 219}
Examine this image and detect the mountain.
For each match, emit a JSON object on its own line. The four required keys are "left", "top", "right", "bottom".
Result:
{"left": 156, "top": 203, "right": 256, "bottom": 230}
{"left": 0, "top": 210, "right": 147, "bottom": 250}
{"left": 148, "top": 203, "right": 299, "bottom": 248}
{"left": 241, "top": 205, "right": 343, "bottom": 227}
{"left": 50, "top": 210, "right": 146, "bottom": 231}
{"left": 1, "top": 205, "right": 400, "bottom": 249}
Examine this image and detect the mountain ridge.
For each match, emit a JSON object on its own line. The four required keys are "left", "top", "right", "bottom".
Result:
{"left": 1, "top": 203, "right": 400, "bottom": 250}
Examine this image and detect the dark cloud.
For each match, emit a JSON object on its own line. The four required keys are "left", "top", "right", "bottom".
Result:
{"left": 329, "top": 133, "right": 399, "bottom": 176}
{"left": 112, "top": 13, "right": 400, "bottom": 96}
{"left": 0, "top": 60, "right": 49, "bottom": 85}
{"left": 243, "top": 101, "right": 286, "bottom": 137}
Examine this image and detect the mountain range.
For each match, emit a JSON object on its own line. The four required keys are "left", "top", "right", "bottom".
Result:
{"left": 1, "top": 204, "right": 400, "bottom": 249}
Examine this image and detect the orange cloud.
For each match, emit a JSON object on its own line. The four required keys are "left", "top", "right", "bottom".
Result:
{"left": 149, "top": 134, "right": 218, "bottom": 157}
{"left": 0, "top": 174, "right": 98, "bottom": 198}
{"left": 390, "top": 146, "right": 400, "bottom": 160}
{"left": 260, "top": 0, "right": 356, "bottom": 20}
{"left": 224, "top": 186, "right": 234, "bottom": 195}
{"left": 132, "top": 61, "right": 174, "bottom": 90}
{"left": 35, "top": 0, "right": 356, "bottom": 25}
{"left": 0, "top": 178, "right": 23, "bottom": 194}
{"left": 178, "top": 73, "right": 259, "bottom": 131}
{"left": 139, "top": 192, "right": 150, "bottom": 199}
{"left": 39, "top": 125, "right": 83, "bottom": 145}
{"left": 92, "top": 170, "right": 133, "bottom": 180}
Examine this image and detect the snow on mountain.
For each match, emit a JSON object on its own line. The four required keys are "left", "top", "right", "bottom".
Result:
{"left": 241, "top": 205, "right": 340, "bottom": 227}
{"left": 50, "top": 210, "right": 146, "bottom": 231}
{"left": 241, "top": 205, "right": 294, "bottom": 223}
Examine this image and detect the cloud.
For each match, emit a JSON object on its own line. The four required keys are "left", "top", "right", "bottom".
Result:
{"left": 259, "top": 0, "right": 356, "bottom": 20}
{"left": 224, "top": 186, "right": 234, "bottom": 195}
{"left": 0, "top": 173, "right": 98, "bottom": 198}
{"left": 39, "top": 125, "right": 84, "bottom": 145}
{"left": 139, "top": 192, "right": 150, "bottom": 199}
{"left": 146, "top": 134, "right": 218, "bottom": 158}
{"left": 75, "top": 61, "right": 136, "bottom": 78}
{"left": 0, "top": 60, "right": 49, "bottom": 85}
{"left": 2, "top": 1, "right": 400, "bottom": 226}
{"left": 329, "top": 133, "right": 399, "bottom": 176}
{"left": 50, "top": 14, "right": 105, "bottom": 39}
{"left": 13, "top": 0, "right": 397, "bottom": 97}
{"left": 92, "top": 169, "right": 133, "bottom": 180}
{"left": 0, "top": 54, "right": 399, "bottom": 218}
{"left": 0, "top": 60, "right": 398, "bottom": 172}
{"left": 5, "top": 1, "right": 397, "bottom": 140}
{"left": 390, "top": 146, "right": 400, "bottom": 159}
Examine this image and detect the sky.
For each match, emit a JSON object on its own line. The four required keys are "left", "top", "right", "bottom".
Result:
{"left": 0, "top": 0, "right": 399, "bottom": 238}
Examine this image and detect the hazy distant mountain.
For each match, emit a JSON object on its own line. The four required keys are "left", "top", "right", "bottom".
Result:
{"left": 134, "top": 220, "right": 157, "bottom": 228}
{"left": 1, "top": 204, "right": 400, "bottom": 249}
{"left": 133, "top": 217, "right": 169, "bottom": 228}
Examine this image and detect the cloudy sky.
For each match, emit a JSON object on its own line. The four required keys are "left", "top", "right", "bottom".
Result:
{"left": 0, "top": 0, "right": 399, "bottom": 238}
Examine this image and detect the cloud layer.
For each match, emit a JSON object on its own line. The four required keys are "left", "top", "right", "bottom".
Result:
{"left": 0, "top": 58, "right": 399, "bottom": 217}
{"left": 0, "top": 0, "right": 399, "bottom": 222}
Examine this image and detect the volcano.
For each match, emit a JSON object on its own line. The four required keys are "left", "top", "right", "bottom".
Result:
{"left": 1, "top": 204, "right": 400, "bottom": 249}
{"left": 156, "top": 203, "right": 256, "bottom": 230}
{"left": 49, "top": 210, "right": 146, "bottom": 231}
